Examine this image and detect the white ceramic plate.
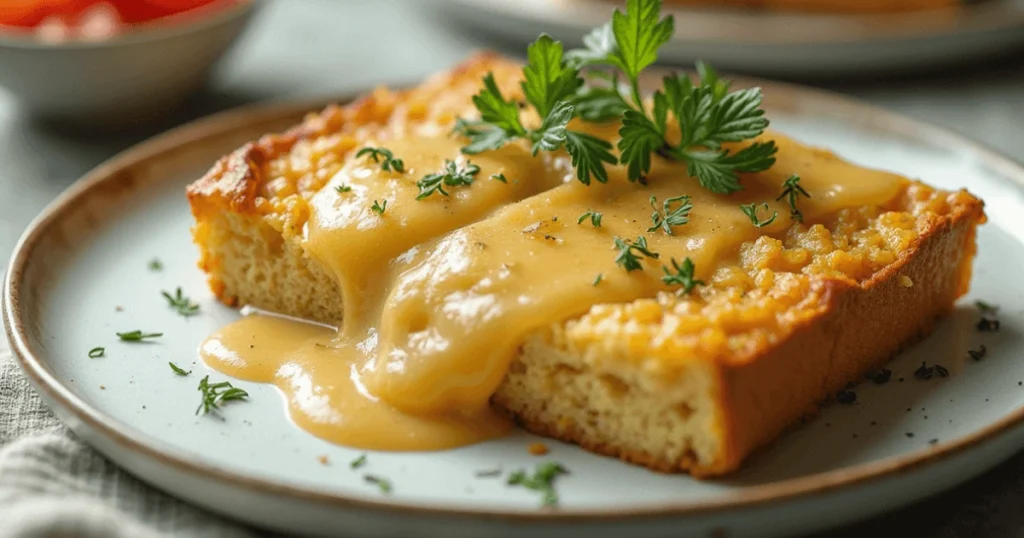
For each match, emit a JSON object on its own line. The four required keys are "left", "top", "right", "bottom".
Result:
{"left": 440, "top": 0, "right": 1024, "bottom": 76}
{"left": 5, "top": 78, "right": 1024, "bottom": 538}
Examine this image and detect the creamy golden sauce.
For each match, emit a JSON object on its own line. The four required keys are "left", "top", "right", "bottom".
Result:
{"left": 201, "top": 129, "right": 908, "bottom": 451}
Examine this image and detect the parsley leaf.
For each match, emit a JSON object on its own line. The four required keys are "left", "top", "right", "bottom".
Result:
{"left": 350, "top": 454, "right": 368, "bottom": 469}
{"left": 471, "top": 73, "right": 526, "bottom": 141}
{"left": 661, "top": 257, "right": 704, "bottom": 295}
{"left": 116, "top": 330, "right": 162, "bottom": 342}
{"left": 609, "top": 0, "right": 674, "bottom": 101}
{"left": 776, "top": 174, "right": 810, "bottom": 222}
{"left": 336, "top": 184, "right": 352, "bottom": 193}
{"left": 522, "top": 34, "right": 582, "bottom": 118}
{"left": 740, "top": 202, "right": 777, "bottom": 228}
{"left": 618, "top": 109, "right": 663, "bottom": 182}
{"left": 364, "top": 475, "right": 393, "bottom": 494}
{"left": 614, "top": 235, "right": 659, "bottom": 272}
{"left": 356, "top": 146, "right": 405, "bottom": 173}
{"left": 564, "top": 130, "right": 616, "bottom": 185}
{"left": 682, "top": 141, "right": 777, "bottom": 194}
{"left": 162, "top": 287, "right": 199, "bottom": 317}
{"left": 196, "top": 375, "right": 249, "bottom": 416}
{"left": 532, "top": 101, "right": 573, "bottom": 155}
{"left": 570, "top": 85, "right": 630, "bottom": 122}
{"left": 647, "top": 195, "right": 692, "bottom": 234}
{"left": 370, "top": 200, "right": 388, "bottom": 215}
{"left": 490, "top": 173, "right": 508, "bottom": 183}
{"left": 169, "top": 362, "right": 191, "bottom": 376}
{"left": 88, "top": 347, "right": 105, "bottom": 359}
{"left": 416, "top": 160, "right": 481, "bottom": 199}
{"left": 507, "top": 462, "right": 568, "bottom": 507}
{"left": 566, "top": 22, "right": 617, "bottom": 66}
{"left": 577, "top": 210, "right": 603, "bottom": 227}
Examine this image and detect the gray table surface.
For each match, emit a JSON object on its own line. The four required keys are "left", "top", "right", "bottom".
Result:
{"left": 2, "top": 0, "right": 1023, "bottom": 536}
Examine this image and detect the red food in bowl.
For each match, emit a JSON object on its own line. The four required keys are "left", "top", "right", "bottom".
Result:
{"left": 0, "top": 0, "right": 240, "bottom": 41}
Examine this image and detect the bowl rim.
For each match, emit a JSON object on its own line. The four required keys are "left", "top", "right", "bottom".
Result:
{"left": 0, "top": 0, "right": 260, "bottom": 51}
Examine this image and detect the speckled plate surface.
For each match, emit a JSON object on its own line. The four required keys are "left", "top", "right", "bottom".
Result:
{"left": 4, "top": 76, "right": 1024, "bottom": 538}
{"left": 442, "top": 0, "right": 1024, "bottom": 76}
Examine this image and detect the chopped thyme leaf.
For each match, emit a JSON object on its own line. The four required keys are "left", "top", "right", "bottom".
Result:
{"left": 593, "top": 273, "right": 603, "bottom": 286}
{"left": 148, "top": 259, "right": 163, "bottom": 271}
{"left": 975, "top": 300, "right": 999, "bottom": 314}
{"left": 613, "top": 235, "right": 659, "bottom": 272}
{"left": 355, "top": 146, "right": 405, "bottom": 173}
{"left": 169, "top": 362, "right": 191, "bottom": 376}
{"left": 196, "top": 375, "right": 249, "bottom": 416}
{"left": 647, "top": 195, "right": 692, "bottom": 235}
{"left": 116, "top": 330, "right": 162, "bottom": 342}
{"left": 934, "top": 364, "right": 949, "bottom": 378}
{"left": 490, "top": 173, "right": 508, "bottom": 183}
{"left": 865, "top": 368, "right": 892, "bottom": 385}
{"left": 968, "top": 345, "right": 988, "bottom": 361}
{"left": 740, "top": 202, "right": 778, "bottom": 228}
{"left": 577, "top": 210, "right": 603, "bottom": 227}
{"left": 88, "top": 347, "right": 105, "bottom": 359}
{"left": 507, "top": 461, "right": 568, "bottom": 507}
{"left": 660, "top": 257, "right": 704, "bottom": 295}
{"left": 350, "top": 454, "right": 367, "bottom": 469}
{"left": 416, "top": 159, "right": 481, "bottom": 199}
{"left": 364, "top": 474, "right": 393, "bottom": 494}
{"left": 370, "top": 199, "right": 388, "bottom": 215}
{"left": 162, "top": 288, "right": 200, "bottom": 317}
{"left": 336, "top": 184, "right": 352, "bottom": 193}
{"left": 776, "top": 174, "right": 810, "bottom": 222}
{"left": 914, "top": 362, "right": 936, "bottom": 380}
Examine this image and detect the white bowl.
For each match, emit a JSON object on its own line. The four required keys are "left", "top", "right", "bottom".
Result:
{"left": 0, "top": 1, "right": 261, "bottom": 125}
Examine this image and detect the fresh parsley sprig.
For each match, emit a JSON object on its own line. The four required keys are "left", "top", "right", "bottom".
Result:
{"left": 661, "top": 257, "right": 704, "bottom": 295}
{"left": 647, "top": 195, "right": 692, "bottom": 235}
{"left": 577, "top": 210, "right": 603, "bottom": 227}
{"left": 416, "top": 159, "right": 480, "bottom": 199}
{"left": 457, "top": 38, "right": 616, "bottom": 185}
{"left": 162, "top": 288, "right": 199, "bottom": 317}
{"left": 614, "top": 235, "right": 659, "bottom": 272}
{"left": 776, "top": 174, "right": 810, "bottom": 222}
{"left": 356, "top": 146, "right": 405, "bottom": 173}
{"left": 740, "top": 202, "right": 777, "bottom": 228}
{"left": 570, "top": 0, "right": 776, "bottom": 193}
{"left": 196, "top": 375, "right": 249, "bottom": 416}
{"left": 507, "top": 461, "right": 568, "bottom": 507}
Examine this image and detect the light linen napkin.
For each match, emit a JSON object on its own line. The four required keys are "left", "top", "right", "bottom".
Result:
{"left": 0, "top": 339, "right": 255, "bottom": 538}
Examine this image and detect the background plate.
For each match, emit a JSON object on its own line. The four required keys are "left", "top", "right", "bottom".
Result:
{"left": 441, "top": 0, "right": 1024, "bottom": 76}
{"left": 5, "top": 78, "right": 1024, "bottom": 538}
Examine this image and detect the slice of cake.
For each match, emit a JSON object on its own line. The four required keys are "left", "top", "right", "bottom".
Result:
{"left": 188, "top": 53, "right": 983, "bottom": 476}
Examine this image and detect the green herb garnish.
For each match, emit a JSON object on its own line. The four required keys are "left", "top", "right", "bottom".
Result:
{"left": 458, "top": 40, "right": 616, "bottom": 185}
{"left": 148, "top": 259, "right": 163, "bottom": 271}
{"left": 116, "top": 330, "right": 162, "bottom": 342}
{"left": 370, "top": 199, "right": 388, "bottom": 215}
{"left": 169, "top": 362, "right": 191, "bottom": 376}
{"left": 507, "top": 461, "right": 568, "bottom": 507}
{"left": 593, "top": 273, "right": 603, "bottom": 286}
{"left": 577, "top": 210, "right": 603, "bottom": 227}
{"left": 356, "top": 146, "right": 405, "bottom": 173}
{"left": 776, "top": 174, "right": 810, "bottom": 222}
{"left": 661, "top": 257, "right": 704, "bottom": 295}
{"left": 614, "top": 236, "right": 659, "bottom": 272}
{"left": 364, "top": 474, "right": 393, "bottom": 494}
{"left": 88, "top": 347, "right": 105, "bottom": 359}
{"left": 416, "top": 159, "right": 480, "bottom": 199}
{"left": 196, "top": 375, "right": 249, "bottom": 416}
{"left": 336, "top": 184, "right": 352, "bottom": 193}
{"left": 976, "top": 300, "right": 999, "bottom": 314}
{"left": 740, "top": 202, "right": 777, "bottom": 228}
{"left": 647, "top": 195, "right": 692, "bottom": 235}
{"left": 162, "top": 288, "right": 199, "bottom": 317}
{"left": 350, "top": 454, "right": 367, "bottom": 469}
{"left": 490, "top": 173, "right": 508, "bottom": 183}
